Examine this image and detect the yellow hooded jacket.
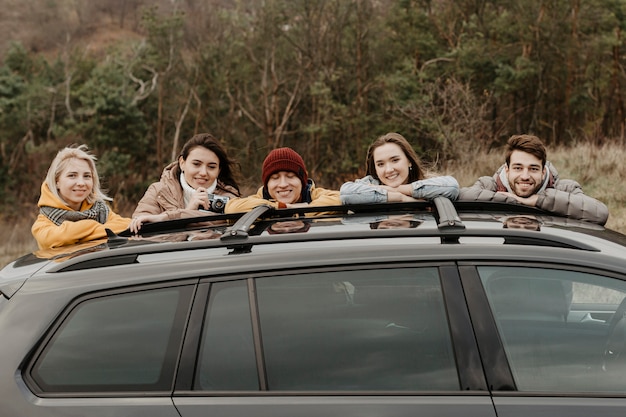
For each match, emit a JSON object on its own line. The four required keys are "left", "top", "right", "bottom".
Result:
{"left": 31, "top": 183, "right": 130, "bottom": 250}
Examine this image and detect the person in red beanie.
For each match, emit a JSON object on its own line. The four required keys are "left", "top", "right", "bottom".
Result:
{"left": 225, "top": 147, "right": 340, "bottom": 213}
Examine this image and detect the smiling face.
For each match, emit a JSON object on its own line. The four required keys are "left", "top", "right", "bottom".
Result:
{"left": 373, "top": 143, "right": 411, "bottom": 187}
{"left": 505, "top": 150, "right": 546, "bottom": 197}
{"left": 372, "top": 214, "right": 421, "bottom": 229}
{"left": 266, "top": 171, "right": 303, "bottom": 204}
{"left": 56, "top": 158, "right": 94, "bottom": 210}
{"left": 179, "top": 146, "right": 221, "bottom": 189}
{"left": 269, "top": 220, "right": 307, "bottom": 234}
{"left": 503, "top": 216, "right": 541, "bottom": 231}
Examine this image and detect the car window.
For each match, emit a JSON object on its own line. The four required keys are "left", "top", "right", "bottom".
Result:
{"left": 195, "top": 280, "right": 259, "bottom": 390}
{"left": 479, "top": 266, "right": 626, "bottom": 393}
{"left": 29, "top": 285, "right": 194, "bottom": 393}
{"left": 194, "top": 268, "right": 459, "bottom": 392}
{"left": 256, "top": 268, "right": 458, "bottom": 391}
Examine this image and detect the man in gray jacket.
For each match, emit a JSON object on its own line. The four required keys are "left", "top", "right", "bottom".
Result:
{"left": 459, "top": 134, "right": 609, "bottom": 225}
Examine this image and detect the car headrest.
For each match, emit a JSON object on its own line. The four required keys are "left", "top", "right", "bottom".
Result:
{"left": 487, "top": 276, "right": 570, "bottom": 321}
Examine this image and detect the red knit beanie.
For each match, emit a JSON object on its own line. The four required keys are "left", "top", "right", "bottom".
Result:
{"left": 262, "top": 147, "right": 308, "bottom": 186}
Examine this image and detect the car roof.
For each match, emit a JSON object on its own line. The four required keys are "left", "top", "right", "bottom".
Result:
{"left": 1, "top": 198, "right": 625, "bottom": 298}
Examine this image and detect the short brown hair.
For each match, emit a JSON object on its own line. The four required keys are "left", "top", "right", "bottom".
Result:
{"left": 505, "top": 134, "right": 547, "bottom": 167}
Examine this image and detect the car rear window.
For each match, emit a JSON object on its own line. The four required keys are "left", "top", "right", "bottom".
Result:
{"left": 28, "top": 284, "right": 195, "bottom": 393}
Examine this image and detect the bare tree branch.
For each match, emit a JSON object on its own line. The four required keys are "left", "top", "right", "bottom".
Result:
{"left": 129, "top": 65, "right": 159, "bottom": 105}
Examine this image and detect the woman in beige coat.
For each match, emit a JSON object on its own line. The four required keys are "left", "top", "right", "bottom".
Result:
{"left": 130, "top": 133, "right": 241, "bottom": 233}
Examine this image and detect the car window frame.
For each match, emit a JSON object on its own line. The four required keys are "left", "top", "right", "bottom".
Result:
{"left": 175, "top": 262, "right": 489, "bottom": 395}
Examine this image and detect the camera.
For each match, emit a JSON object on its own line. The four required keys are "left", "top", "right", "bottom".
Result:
{"left": 207, "top": 194, "right": 229, "bottom": 213}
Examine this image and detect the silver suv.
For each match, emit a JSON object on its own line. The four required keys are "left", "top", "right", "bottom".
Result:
{"left": 2, "top": 198, "right": 626, "bottom": 417}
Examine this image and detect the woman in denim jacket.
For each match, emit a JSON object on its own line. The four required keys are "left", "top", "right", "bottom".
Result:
{"left": 340, "top": 132, "right": 459, "bottom": 204}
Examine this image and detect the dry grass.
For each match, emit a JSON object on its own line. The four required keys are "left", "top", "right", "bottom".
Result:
{"left": 1, "top": 142, "right": 625, "bottom": 269}
{"left": 0, "top": 215, "right": 39, "bottom": 269}
{"left": 549, "top": 142, "right": 626, "bottom": 233}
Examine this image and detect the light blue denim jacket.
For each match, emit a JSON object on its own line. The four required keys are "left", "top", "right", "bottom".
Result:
{"left": 340, "top": 175, "right": 459, "bottom": 204}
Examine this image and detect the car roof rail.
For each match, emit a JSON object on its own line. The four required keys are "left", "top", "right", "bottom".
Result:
{"left": 118, "top": 212, "right": 244, "bottom": 237}
{"left": 453, "top": 200, "right": 550, "bottom": 215}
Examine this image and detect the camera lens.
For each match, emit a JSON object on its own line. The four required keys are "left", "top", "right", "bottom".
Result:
{"left": 211, "top": 199, "right": 225, "bottom": 213}
{"left": 213, "top": 200, "right": 225, "bottom": 209}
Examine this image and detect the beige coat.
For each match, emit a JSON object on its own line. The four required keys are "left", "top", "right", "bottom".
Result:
{"left": 133, "top": 162, "right": 240, "bottom": 219}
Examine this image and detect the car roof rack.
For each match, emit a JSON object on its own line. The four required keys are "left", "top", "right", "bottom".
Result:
{"left": 73, "top": 197, "right": 599, "bottom": 270}
{"left": 51, "top": 197, "right": 604, "bottom": 273}
{"left": 220, "top": 199, "right": 465, "bottom": 239}
{"left": 122, "top": 198, "right": 479, "bottom": 241}
{"left": 115, "top": 198, "right": 597, "bottom": 250}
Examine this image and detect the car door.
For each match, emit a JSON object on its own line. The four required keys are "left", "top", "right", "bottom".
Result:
{"left": 174, "top": 265, "right": 498, "bottom": 417}
{"left": 461, "top": 263, "right": 626, "bottom": 417}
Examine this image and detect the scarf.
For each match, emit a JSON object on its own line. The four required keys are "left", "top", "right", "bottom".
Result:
{"left": 180, "top": 172, "right": 216, "bottom": 206}
{"left": 40, "top": 200, "right": 110, "bottom": 226}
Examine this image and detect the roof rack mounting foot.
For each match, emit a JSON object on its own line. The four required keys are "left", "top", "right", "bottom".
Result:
{"left": 221, "top": 205, "right": 273, "bottom": 241}
{"left": 433, "top": 197, "right": 465, "bottom": 231}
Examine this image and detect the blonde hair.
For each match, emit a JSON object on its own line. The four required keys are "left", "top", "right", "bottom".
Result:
{"left": 45, "top": 144, "right": 110, "bottom": 205}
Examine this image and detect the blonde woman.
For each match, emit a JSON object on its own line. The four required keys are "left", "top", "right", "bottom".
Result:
{"left": 32, "top": 145, "right": 130, "bottom": 249}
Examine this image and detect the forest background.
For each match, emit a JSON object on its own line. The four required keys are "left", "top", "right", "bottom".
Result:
{"left": 1, "top": 0, "right": 625, "bottom": 266}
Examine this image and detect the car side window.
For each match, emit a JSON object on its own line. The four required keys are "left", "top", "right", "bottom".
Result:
{"left": 195, "top": 280, "right": 259, "bottom": 390}
{"left": 29, "top": 285, "right": 194, "bottom": 393}
{"left": 255, "top": 268, "right": 459, "bottom": 391}
{"left": 479, "top": 266, "right": 626, "bottom": 392}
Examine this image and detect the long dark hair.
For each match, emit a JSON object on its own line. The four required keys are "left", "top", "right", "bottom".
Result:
{"left": 179, "top": 133, "right": 241, "bottom": 194}
{"left": 365, "top": 132, "right": 426, "bottom": 183}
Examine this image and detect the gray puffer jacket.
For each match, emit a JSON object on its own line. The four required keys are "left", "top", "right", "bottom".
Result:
{"left": 458, "top": 162, "right": 609, "bottom": 225}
